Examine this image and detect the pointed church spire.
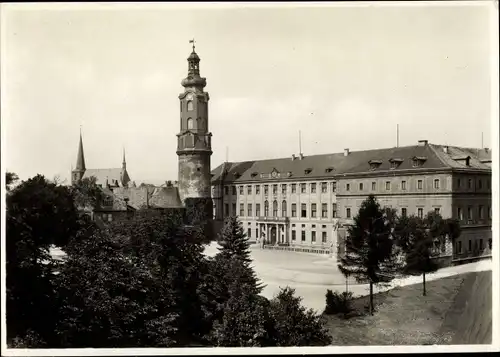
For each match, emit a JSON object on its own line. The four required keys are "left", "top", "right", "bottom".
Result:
{"left": 76, "top": 128, "right": 86, "bottom": 171}
{"left": 122, "top": 147, "right": 126, "bottom": 170}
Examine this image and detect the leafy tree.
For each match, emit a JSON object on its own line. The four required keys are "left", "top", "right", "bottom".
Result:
{"left": 5, "top": 171, "right": 19, "bottom": 191}
{"left": 266, "top": 287, "right": 332, "bottom": 346}
{"left": 70, "top": 176, "right": 104, "bottom": 211}
{"left": 55, "top": 226, "right": 178, "bottom": 347}
{"left": 5, "top": 174, "right": 81, "bottom": 346}
{"left": 185, "top": 197, "right": 214, "bottom": 243}
{"left": 338, "top": 195, "right": 397, "bottom": 315}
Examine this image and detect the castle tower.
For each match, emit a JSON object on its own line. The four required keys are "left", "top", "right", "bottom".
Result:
{"left": 71, "top": 130, "right": 86, "bottom": 185}
{"left": 177, "top": 40, "right": 213, "bottom": 203}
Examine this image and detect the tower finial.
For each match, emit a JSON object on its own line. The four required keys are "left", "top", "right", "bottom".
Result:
{"left": 189, "top": 38, "right": 196, "bottom": 52}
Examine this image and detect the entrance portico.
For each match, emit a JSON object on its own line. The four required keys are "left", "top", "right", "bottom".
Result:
{"left": 257, "top": 216, "right": 290, "bottom": 245}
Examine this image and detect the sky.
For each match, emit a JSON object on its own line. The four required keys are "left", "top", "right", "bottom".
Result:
{"left": 1, "top": 2, "right": 497, "bottom": 185}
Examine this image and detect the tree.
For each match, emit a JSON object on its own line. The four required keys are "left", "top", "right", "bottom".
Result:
{"left": 338, "top": 195, "right": 397, "bottom": 315}
{"left": 5, "top": 174, "right": 82, "bottom": 346}
{"left": 70, "top": 176, "right": 104, "bottom": 211}
{"left": 5, "top": 171, "right": 19, "bottom": 191}
{"left": 55, "top": 226, "right": 178, "bottom": 347}
{"left": 266, "top": 287, "right": 332, "bottom": 346}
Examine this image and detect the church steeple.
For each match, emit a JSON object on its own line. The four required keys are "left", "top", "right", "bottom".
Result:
{"left": 72, "top": 129, "right": 86, "bottom": 185}
{"left": 122, "top": 147, "right": 126, "bottom": 170}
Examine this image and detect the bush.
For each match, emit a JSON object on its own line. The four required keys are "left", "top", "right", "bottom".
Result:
{"left": 324, "top": 290, "right": 353, "bottom": 316}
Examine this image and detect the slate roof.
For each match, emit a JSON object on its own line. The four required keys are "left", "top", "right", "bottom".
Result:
{"left": 211, "top": 143, "right": 491, "bottom": 184}
{"left": 83, "top": 168, "right": 130, "bottom": 187}
{"left": 112, "top": 186, "right": 184, "bottom": 210}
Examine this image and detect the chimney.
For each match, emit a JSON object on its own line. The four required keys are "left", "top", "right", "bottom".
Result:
{"left": 166, "top": 180, "right": 173, "bottom": 187}
{"left": 418, "top": 140, "right": 428, "bottom": 146}
{"left": 344, "top": 148, "right": 349, "bottom": 156}
{"left": 292, "top": 154, "right": 296, "bottom": 160}
{"left": 485, "top": 147, "right": 489, "bottom": 153}
{"left": 443, "top": 146, "right": 449, "bottom": 154}
{"left": 299, "top": 153, "right": 304, "bottom": 160}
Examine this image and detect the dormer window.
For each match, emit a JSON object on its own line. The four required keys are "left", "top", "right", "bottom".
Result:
{"left": 368, "top": 160, "right": 382, "bottom": 170}
{"left": 304, "top": 168, "right": 313, "bottom": 175}
{"left": 251, "top": 172, "right": 258, "bottom": 178}
{"left": 287, "top": 171, "right": 292, "bottom": 177}
{"left": 234, "top": 172, "right": 241, "bottom": 179}
{"left": 325, "top": 167, "right": 334, "bottom": 173}
{"left": 412, "top": 156, "right": 427, "bottom": 168}
{"left": 453, "top": 156, "right": 471, "bottom": 166}
{"left": 389, "top": 158, "right": 403, "bottom": 170}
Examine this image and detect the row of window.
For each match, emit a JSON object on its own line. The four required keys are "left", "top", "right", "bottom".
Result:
{"left": 456, "top": 177, "right": 491, "bottom": 190}
{"left": 225, "top": 201, "right": 338, "bottom": 219}
{"left": 290, "top": 230, "right": 328, "bottom": 243}
{"left": 346, "top": 178, "right": 441, "bottom": 192}
{"left": 225, "top": 182, "right": 337, "bottom": 196}
{"left": 456, "top": 239, "right": 492, "bottom": 254}
{"left": 456, "top": 205, "right": 492, "bottom": 221}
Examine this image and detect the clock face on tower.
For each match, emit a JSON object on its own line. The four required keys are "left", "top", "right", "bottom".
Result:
{"left": 186, "top": 93, "right": 194, "bottom": 101}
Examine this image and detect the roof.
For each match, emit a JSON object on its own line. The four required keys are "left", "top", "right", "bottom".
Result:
{"left": 75, "top": 133, "right": 86, "bottom": 171}
{"left": 112, "top": 186, "right": 184, "bottom": 210}
{"left": 82, "top": 168, "right": 130, "bottom": 187}
{"left": 211, "top": 143, "right": 491, "bottom": 184}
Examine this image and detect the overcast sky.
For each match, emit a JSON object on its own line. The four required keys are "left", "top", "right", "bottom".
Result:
{"left": 1, "top": 2, "right": 496, "bottom": 185}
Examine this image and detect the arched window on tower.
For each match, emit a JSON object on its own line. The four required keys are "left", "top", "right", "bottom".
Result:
{"left": 187, "top": 118, "right": 193, "bottom": 130}
{"left": 282, "top": 200, "right": 287, "bottom": 217}
{"left": 187, "top": 101, "right": 194, "bottom": 111}
{"left": 264, "top": 200, "right": 269, "bottom": 217}
{"left": 273, "top": 200, "right": 278, "bottom": 217}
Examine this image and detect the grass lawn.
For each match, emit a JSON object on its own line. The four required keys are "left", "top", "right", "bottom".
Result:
{"left": 323, "top": 271, "right": 492, "bottom": 345}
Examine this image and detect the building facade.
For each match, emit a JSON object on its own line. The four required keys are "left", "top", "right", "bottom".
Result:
{"left": 211, "top": 140, "right": 492, "bottom": 258}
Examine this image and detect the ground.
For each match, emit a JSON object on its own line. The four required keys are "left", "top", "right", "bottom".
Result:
{"left": 323, "top": 271, "right": 492, "bottom": 345}
{"left": 203, "top": 242, "right": 492, "bottom": 313}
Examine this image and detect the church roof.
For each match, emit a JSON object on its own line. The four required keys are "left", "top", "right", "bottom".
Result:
{"left": 75, "top": 132, "right": 86, "bottom": 171}
{"left": 112, "top": 186, "right": 183, "bottom": 210}
{"left": 211, "top": 143, "right": 491, "bottom": 184}
{"left": 83, "top": 168, "right": 128, "bottom": 187}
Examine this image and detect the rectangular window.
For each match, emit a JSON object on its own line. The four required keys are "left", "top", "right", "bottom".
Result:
{"left": 107, "top": 214, "right": 113, "bottom": 222}
{"left": 264, "top": 185, "right": 269, "bottom": 195}
{"left": 359, "top": 182, "right": 364, "bottom": 191}
{"left": 291, "top": 184, "right": 297, "bottom": 193}
{"left": 372, "top": 182, "right": 376, "bottom": 191}
{"left": 321, "top": 182, "right": 327, "bottom": 193}
{"left": 273, "top": 203, "right": 278, "bottom": 217}
{"left": 256, "top": 228, "right": 259, "bottom": 238}
{"left": 282, "top": 184, "right": 287, "bottom": 194}
{"left": 458, "top": 241, "right": 462, "bottom": 254}
{"left": 332, "top": 182, "right": 337, "bottom": 192}
{"left": 489, "top": 206, "right": 492, "bottom": 219}
{"left": 240, "top": 203, "right": 244, "bottom": 216}
{"left": 239, "top": 186, "right": 244, "bottom": 195}
{"left": 232, "top": 203, "right": 236, "bottom": 216}
{"left": 458, "top": 207, "right": 463, "bottom": 220}
{"left": 301, "top": 183, "right": 307, "bottom": 193}
{"left": 322, "top": 232, "right": 327, "bottom": 243}
{"left": 291, "top": 203, "right": 297, "bottom": 217}
{"left": 418, "top": 208, "right": 424, "bottom": 219}
{"left": 468, "top": 240, "right": 472, "bottom": 251}
{"left": 332, "top": 203, "right": 337, "bottom": 218}
{"left": 292, "top": 230, "right": 296, "bottom": 241}
{"left": 311, "top": 183, "right": 317, "bottom": 193}
{"left": 434, "top": 179, "right": 440, "bottom": 189}
{"left": 311, "top": 203, "right": 317, "bottom": 218}
{"left": 487, "top": 179, "right": 491, "bottom": 189}
{"left": 256, "top": 185, "right": 260, "bottom": 194}
{"left": 224, "top": 204, "right": 229, "bottom": 216}
{"left": 232, "top": 186, "right": 237, "bottom": 195}
{"left": 301, "top": 203, "right": 307, "bottom": 218}
{"left": 479, "top": 239, "right": 484, "bottom": 251}
{"left": 322, "top": 203, "right": 328, "bottom": 218}
{"left": 478, "top": 179, "right": 482, "bottom": 189}
{"left": 272, "top": 184, "right": 278, "bottom": 194}
{"left": 401, "top": 208, "right": 407, "bottom": 217}
{"left": 247, "top": 203, "right": 252, "bottom": 217}
{"left": 346, "top": 207, "right": 351, "bottom": 218}
{"left": 385, "top": 181, "right": 391, "bottom": 190}
{"left": 468, "top": 178, "right": 472, "bottom": 189}
{"left": 417, "top": 180, "right": 423, "bottom": 190}
{"left": 311, "top": 231, "right": 316, "bottom": 242}
{"left": 457, "top": 178, "right": 461, "bottom": 188}
{"left": 301, "top": 231, "right": 306, "bottom": 242}
{"left": 256, "top": 203, "right": 261, "bottom": 217}
{"left": 247, "top": 185, "right": 252, "bottom": 195}
{"left": 434, "top": 207, "right": 440, "bottom": 215}
{"left": 282, "top": 202, "right": 287, "bottom": 217}
{"left": 401, "top": 180, "right": 407, "bottom": 190}
{"left": 247, "top": 228, "right": 251, "bottom": 238}
{"left": 346, "top": 183, "right": 350, "bottom": 191}
{"left": 467, "top": 206, "right": 473, "bottom": 220}
{"left": 224, "top": 186, "right": 229, "bottom": 195}
{"left": 479, "top": 205, "right": 484, "bottom": 219}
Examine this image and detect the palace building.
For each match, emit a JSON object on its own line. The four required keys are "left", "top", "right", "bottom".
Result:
{"left": 211, "top": 140, "right": 492, "bottom": 259}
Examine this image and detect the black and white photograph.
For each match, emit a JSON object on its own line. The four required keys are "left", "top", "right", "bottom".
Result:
{"left": 1, "top": 1, "right": 498, "bottom": 354}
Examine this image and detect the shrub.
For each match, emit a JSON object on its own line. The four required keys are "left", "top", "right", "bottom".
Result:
{"left": 324, "top": 290, "right": 353, "bottom": 316}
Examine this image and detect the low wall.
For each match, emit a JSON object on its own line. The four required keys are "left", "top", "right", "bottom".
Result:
{"left": 263, "top": 245, "right": 331, "bottom": 255}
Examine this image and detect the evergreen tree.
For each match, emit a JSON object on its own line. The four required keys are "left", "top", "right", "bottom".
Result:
{"left": 338, "top": 195, "right": 397, "bottom": 315}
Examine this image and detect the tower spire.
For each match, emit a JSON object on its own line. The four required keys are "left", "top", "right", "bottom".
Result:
{"left": 122, "top": 146, "right": 126, "bottom": 170}
{"left": 76, "top": 128, "right": 86, "bottom": 171}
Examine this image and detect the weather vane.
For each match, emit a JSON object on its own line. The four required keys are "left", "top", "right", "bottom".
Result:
{"left": 189, "top": 38, "right": 196, "bottom": 51}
